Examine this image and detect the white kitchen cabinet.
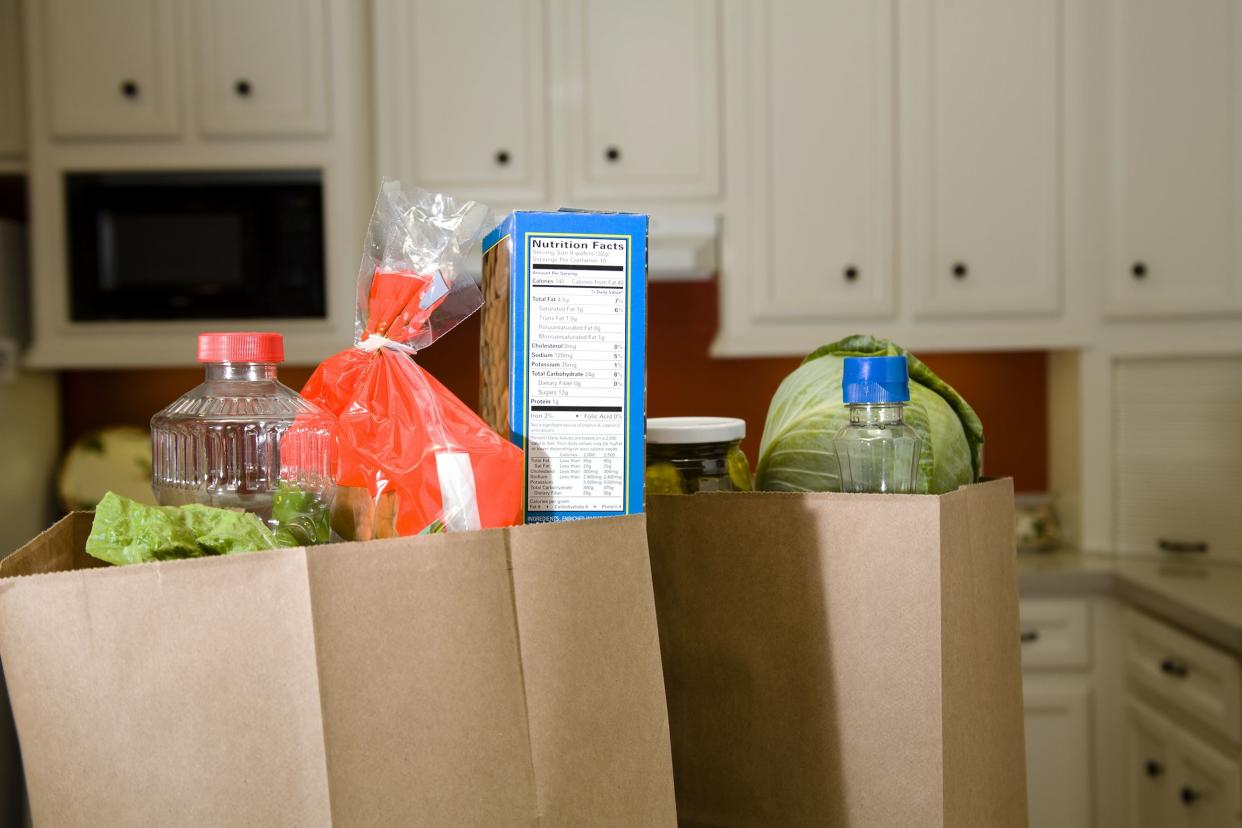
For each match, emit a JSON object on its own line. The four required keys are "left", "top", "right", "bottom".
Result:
{"left": 899, "top": 0, "right": 1063, "bottom": 317}
{"left": 1024, "top": 677, "right": 1094, "bottom": 828}
{"left": 192, "top": 0, "right": 329, "bottom": 137}
{"left": 563, "top": 0, "right": 720, "bottom": 201}
{"left": 726, "top": 0, "right": 895, "bottom": 323}
{"left": 1125, "top": 699, "right": 1179, "bottom": 828}
{"left": 0, "top": 0, "right": 24, "bottom": 159}
{"left": 36, "top": 0, "right": 180, "bottom": 138}
{"left": 373, "top": 0, "right": 546, "bottom": 203}
{"left": 1124, "top": 698, "right": 1242, "bottom": 828}
{"left": 1103, "top": 0, "right": 1242, "bottom": 317}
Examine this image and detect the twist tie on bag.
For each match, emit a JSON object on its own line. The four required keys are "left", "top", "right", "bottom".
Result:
{"left": 356, "top": 335, "right": 419, "bottom": 355}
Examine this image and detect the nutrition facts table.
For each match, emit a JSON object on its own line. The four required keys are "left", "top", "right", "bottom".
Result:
{"left": 525, "top": 234, "right": 629, "bottom": 513}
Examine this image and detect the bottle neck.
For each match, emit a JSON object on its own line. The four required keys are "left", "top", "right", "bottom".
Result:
{"left": 205, "top": 362, "right": 278, "bottom": 381}
{"left": 848, "top": 402, "right": 906, "bottom": 425}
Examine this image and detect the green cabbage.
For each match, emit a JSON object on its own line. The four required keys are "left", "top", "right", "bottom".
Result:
{"left": 755, "top": 335, "right": 984, "bottom": 494}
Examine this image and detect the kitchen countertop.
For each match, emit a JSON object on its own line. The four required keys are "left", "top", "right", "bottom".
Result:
{"left": 1019, "top": 552, "right": 1242, "bottom": 656}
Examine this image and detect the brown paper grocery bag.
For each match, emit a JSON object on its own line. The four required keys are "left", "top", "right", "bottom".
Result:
{"left": 647, "top": 478, "right": 1027, "bottom": 828}
{"left": 0, "top": 514, "right": 676, "bottom": 827}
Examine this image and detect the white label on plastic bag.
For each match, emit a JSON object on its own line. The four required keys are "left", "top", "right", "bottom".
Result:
{"left": 436, "top": 452, "right": 482, "bottom": 532}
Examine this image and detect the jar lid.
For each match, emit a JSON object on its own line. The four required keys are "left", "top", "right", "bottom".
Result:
{"left": 197, "top": 332, "right": 285, "bottom": 364}
{"left": 647, "top": 417, "right": 745, "bottom": 444}
{"left": 842, "top": 355, "right": 910, "bottom": 403}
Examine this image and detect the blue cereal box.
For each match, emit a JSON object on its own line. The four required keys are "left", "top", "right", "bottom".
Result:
{"left": 480, "top": 211, "right": 648, "bottom": 523}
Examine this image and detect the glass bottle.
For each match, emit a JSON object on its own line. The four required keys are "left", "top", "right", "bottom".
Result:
{"left": 832, "top": 355, "right": 922, "bottom": 493}
{"left": 151, "top": 332, "right": 334, "bottom": 536}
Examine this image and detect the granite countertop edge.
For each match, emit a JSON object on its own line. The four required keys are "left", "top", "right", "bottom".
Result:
{"left": 1018, "top": 552, "right": 1242, "bottom": 657}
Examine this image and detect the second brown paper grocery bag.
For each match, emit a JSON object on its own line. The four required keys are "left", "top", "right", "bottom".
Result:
{"left": 646, "top": 478, "right": 1027, "bottom": 828}
{"left": 0, "top": 514, "right": 676, "bottom": 827}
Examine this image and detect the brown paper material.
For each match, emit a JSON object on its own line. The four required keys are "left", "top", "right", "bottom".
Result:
{"left": 646, "top": 478, "right": 1027, "bottom": 827}
{"left": 0, "top": 513, "right": 675, "bottom": 827}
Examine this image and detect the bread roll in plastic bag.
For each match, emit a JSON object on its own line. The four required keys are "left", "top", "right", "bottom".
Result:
{"left": 296, "top": 181, "right": 523, "bottom": 538}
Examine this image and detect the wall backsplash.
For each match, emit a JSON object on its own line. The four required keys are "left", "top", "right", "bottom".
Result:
{"left": 60, "top": 280, "right": 1048, "bottom": 493}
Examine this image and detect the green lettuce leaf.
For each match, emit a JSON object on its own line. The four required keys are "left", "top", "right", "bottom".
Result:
{"left": 86, "top": 492, "right": 280, "bottom": 566}
{"left": 755, "top": 334, "right": 984, "bottom": 495}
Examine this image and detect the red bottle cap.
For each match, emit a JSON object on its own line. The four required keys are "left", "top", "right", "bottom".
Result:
{"left": 196, "top": 332, "right": 285, "bottom": 364}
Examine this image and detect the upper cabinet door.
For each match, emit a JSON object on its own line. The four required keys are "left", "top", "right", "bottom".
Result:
{"left": 0, "top": 0, "right": 24, "bottom": 157}
{"left": 565, "top": 0, "right": 720, "bottom": 201}
{"left": 900, "top": 0, "right": 1063, "bottom": 317}
{"left": 374, "top": 0, "right": 546, "bottom": 203}
{"left": 741, "top": 0, "right": 896, "bottom": 321}
{"left": 1105, "top": 0, "right": 1242, "bottom": 317}
{"left": 193, "top": 0, "right": 329, "bottom": 137}
{"left": 39, "top": 0, "right": 180, "bottom": 138}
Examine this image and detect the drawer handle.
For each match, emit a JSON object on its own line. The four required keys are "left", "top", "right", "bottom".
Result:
{"left": 1158, "top": 539, "right": 1208, "bottom": 554}
{"left": 120, "top": 79, "right": 140, "bottom": 99}
{"left": 952, "top": 262, "right": 968, "bottom": 279}
{"left": 1132, "top": 261, "right": 1148, "bottom": 279}
{"left": 1144, "top": 759, "right": 1163, "bottom": 778}
{"left": 234, "top": 79, "right": 253, "bottom": 97}
{"left": 1160, "top": 658, "right": 1189, "bottom": 678}
{"left": 1180, "top": 786, "right": 1200, "bottom": 806}
{"left": 843, "top": 265, "right": 859, "bottom": 282}
{"left": 494, "top": 149, "right": 511, "bottom": 166}
{"left": 604, "top": 146, "right": 621, "bottom": 163}
{"left": 1019, "top": 629, "right": 1040, "bottom": 644}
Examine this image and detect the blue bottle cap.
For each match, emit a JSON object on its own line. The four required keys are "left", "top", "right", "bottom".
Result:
{"left": 842, "top": 355, "right": 911, "bottom": 404}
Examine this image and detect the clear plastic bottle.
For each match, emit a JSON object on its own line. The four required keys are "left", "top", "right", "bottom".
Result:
{"left": 151, "top": 333, "right": 334, "bottom": 530}
{"left": 832, "top": 355, "right": 922, "bottom": 493}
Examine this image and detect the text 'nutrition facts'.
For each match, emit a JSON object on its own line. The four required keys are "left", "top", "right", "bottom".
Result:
{"left": 526, "top": 235, "right": 629, "bottom": 513}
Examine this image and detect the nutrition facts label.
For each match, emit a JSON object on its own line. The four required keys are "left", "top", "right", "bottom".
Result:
{"left": 526, "top": 234, "right": 629, "bottom": 513}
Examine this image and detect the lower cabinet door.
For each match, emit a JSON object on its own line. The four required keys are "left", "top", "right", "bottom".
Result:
{"left": 1024, "top": 677, "right": 1093, "bottom": 828}
{"left": 1177, "top": 725, "right": 1242, "bottom": 828}
{"left": 1124, "top": 698, "right": 1178, "bottom": 828}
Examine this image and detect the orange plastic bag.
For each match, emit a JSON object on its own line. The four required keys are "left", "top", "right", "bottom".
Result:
{"left": 298, "top": 182, "right": 523, "bottom": 537}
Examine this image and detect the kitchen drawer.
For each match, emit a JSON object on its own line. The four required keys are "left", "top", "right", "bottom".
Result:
{"left": 1124, "top": 608, "right": 1242, "bottom": 744}
{"left": 1019, "top": 598, "right": 1091, "bottom": 670}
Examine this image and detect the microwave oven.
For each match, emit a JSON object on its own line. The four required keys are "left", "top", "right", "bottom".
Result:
{"left": 65, "top": 170, "right": 325, "bottom": 322}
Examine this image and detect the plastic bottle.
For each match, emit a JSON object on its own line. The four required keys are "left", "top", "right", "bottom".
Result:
{"left": 151, "top": 332, "right": 334, "bottom": 527}
{"left": 832, "top": 355, "right": 922, "bottom": 493}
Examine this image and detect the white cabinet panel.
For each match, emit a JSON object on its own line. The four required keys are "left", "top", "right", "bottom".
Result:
{"left": 193, "top": 0, "right": 329, "bottom": 137}
{"left": 565, "top": 0, "right": 719, "bottom": 200}
{"left": 39, "top": 0, "right": 180, "bottom": 138}
{"left": 741, "top": 0, "right": 895, "bottom": 321}
{"left": 1019, "top": 599, "right": 1091, "bottom": 671}
{"left": 1024, "top": 677, "right": 1093, "bottom": 828}
{"left": 1124, "top": 699, "right": 1178, "bottom": 828}
{"left": 1105, "top": 0, "right": 1242, "bottom": 317}
{"left": 1179, "top": 725, "right": 1242, "bottom": 827}
{"left": 375, "top": 0, "right": 546, "bottom": 203}
{"left": 0, "top": 0, "right": 24, "bottom": 157}
{"left": 1113, "top": 356, "right": 1242, "bottom": 559}
{"left": 900, "top": 0, "right": 1062, "bottom": 317}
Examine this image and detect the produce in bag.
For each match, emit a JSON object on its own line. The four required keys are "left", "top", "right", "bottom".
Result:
{"left": 297, "top": 182, "right": 524, "bottom": 537}
{"left": 756, "top": 335, "right": 984, "bottom": 495}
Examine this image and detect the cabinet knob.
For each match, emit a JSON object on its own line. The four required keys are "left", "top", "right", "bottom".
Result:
{"left": 1132, "top": 261, "right": 1147, "bottom": 279}
{"left": 1180, "top": 786, "right": 1201, "bottom": 806}
{"left": 1159, "top": 658, "right": 1189, "bottom": 678}
{"left": 234, "top": 79, "right": 253, "bottom": 97}
{"left": 604, "top": 146, "right": 621, "bottom": 163}
{"left": 495, "top": 149, "right": 511, "bottom": 166}
{"left": 1144, "top": 760, "right": 1163, "bottom": 778}
{"left": 843, "top": 265, "right": 859, "bottom": 282}
{"left": 952, "top": 262, "right": 968, "bottom": 279}
{"left": 120, "top": 79, "right": 140, "bottom": 99}
{"left": 1019, "top": 629, "right": 1039, "bottom": 644}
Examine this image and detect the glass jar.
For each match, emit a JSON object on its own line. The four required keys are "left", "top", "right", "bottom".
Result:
{"left": 151, "top": 332, "right": 335, "bottom": 544}
{"left": 645, "top": 417, "right": 752, "bottom": 494}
